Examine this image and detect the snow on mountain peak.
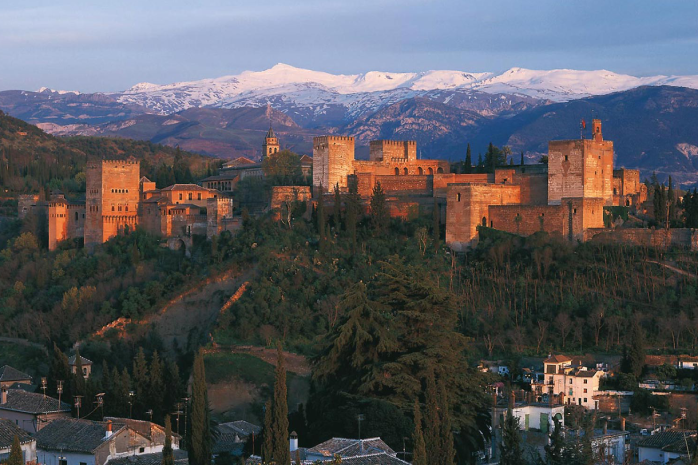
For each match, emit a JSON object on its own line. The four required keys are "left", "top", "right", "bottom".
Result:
{"left": 36, "top": 87, "right": 80, "bottom": 95}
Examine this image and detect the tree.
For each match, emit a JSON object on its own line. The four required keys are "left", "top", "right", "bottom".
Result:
{"left": 545, "top": 418, "right": 565, "bottom": 465}
{"left": 317, "top": 188, "right": 326, "bottom": 252}
{"left": 272, "top": 343, "right": 290, "bottom": 465}
{"left": 500, "top": 410, "right": 523, "bottom": 465}
{"left": 189, "top": 350, "right": 211, "bottom": 465}
{"left": 668, "top": 176, "right": 676, "bottom": 224}
{"left": 464, "top": 144, "right": 472, "bottom": 174}
{"left": 149, "top": 351, "right": 165, "bottom": 422}
{"left": 432, "top": 200, "right": 440, "bottom": 251}
{"left": 424, "top": 371, "right": 441, "bottom": 463}
{"left": 262, "top": 150, "right": 303, "bottom": 185}
{"left": 344, "top": 177, "right": 361, "bottom": 254}
{"left": 49, "top": 343, "right": 72, "bottom": 401}
{"left": 262, "top": 400, "right": 273, "bottom": 463}
{"left": 7, "top": 435, "right": 22, "bottom": 465}
{"left": 520, "top": 151, "right": 525, "bottom": 166}
{"left": 438, "top": 381, "right": 455, "bottom": 465}
{"left": 412, "top": 400, "right": 427, "bottom": 465}
{"left": 162, "top": 415, "right": 175, "bottom": 465}
{"left": 132, "top": 348, "right": 149, "bottom": 418}
{"left": 71, "top": 348, "right": 87, "bottom": 402}
{"left": 369, "top": 182, "right": 388, "bottom": 235}
{"left": 623, "top": 323, "right": 645, "bottom": 378}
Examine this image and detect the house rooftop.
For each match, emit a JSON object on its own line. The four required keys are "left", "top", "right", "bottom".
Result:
{"left": 35, "top": 418, "right": 126, "bottom": 453}
{"left": 0, "top": 389, "right": 71, "bottom": 414}
{"left": 160, "top": 184, "right": 214, "bottom": 192}
{"left": 544, "top": 354, "right": 572, "bottom": 364}
{"left": 103, "top": 417, "right": 179, "bottom": 441}
{"left": 637, "top": 430, "right": 695, "bottom": 451}
{"left": 218, "top": 420, "right": 261, "bottom": 438}
{"left": 0, "top": 419, "right": 33, "bottom": 449}
{"left": 68, "top": 354, "right": 92, "bottom": 366}
{"left": 307, "top": 437, "right": 395, "bottom": 458}
{"left": 107, "top": 450, "right": 188, "bottom": 465}
{"left": 0, "top": 366, "right": 32, "bottom": 383}
{"left": 339, "top": 452, "right": 410, "bottom": 465}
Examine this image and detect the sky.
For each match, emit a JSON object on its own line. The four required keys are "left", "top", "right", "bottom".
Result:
{"left": 2, "top": 0, "right": 698, "bottom": 93}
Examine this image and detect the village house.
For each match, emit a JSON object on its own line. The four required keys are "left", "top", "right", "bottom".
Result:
{"left": 305, "top": 437, "right": 397, "bottom": 463}
{"left": 0, "top": 386, "right": 71, "bottom": 433}
{"left": 0, "top": 418, "right": 37, "bottom": 463}
{"left": 542, "top": 354, "right": 603, "bottom": 410}
{"left": 636, "top": 430, "right": 695, "bottom": 464}
{"left": 0, "top": 366, "right": 32, "bottom": 390}
{"left": 36, "top": 418, "right": 179, "bottom": 465}
{"left": 212, "top": 420, "right": 261, "bottom": 458}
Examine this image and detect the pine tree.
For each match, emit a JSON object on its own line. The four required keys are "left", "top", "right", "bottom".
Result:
{"left": 412, "top": 400, "right": 427, "bottom": 465}
{"left": 477, "top": 153, "right": 483, "bottom": 173}
{"left": 189, "top": 350, "right": 211, "bottom": 465}
{"left": 295, "top": 449, "right": 301, "bottom": 465}
{"left": 333, "top": 183, "right": 342, "bottom": 232}
{"left": 369, "top": 182, "right": 388, "bottom": 236}
{"left": 627, "top": 323, "right": 646, "bottom": 379}
{"left": 164, "top": 361, "right": 182, "bottom": 422}
{"left": 7, "top": 435, "right": 22, "bottom": 465}
{"left": 132, "top": 348, "right": 149, "bottom": 419}
{"left": 668, "top": 176, "right": 676, "bottom": 224}
{"left": 500, "top": 410, "right": 523, "bottom": 465}
{"left": 162, "top": 415, "right": 175, "bottom": 465}
{"left": 272, "top": 343, "right": 290, "bottom": 465}
{"left": 464, "top": 144, "right": 472, "bottom": 174}
{"left": 263, "top": 400, "right": 273, "bottom": 463}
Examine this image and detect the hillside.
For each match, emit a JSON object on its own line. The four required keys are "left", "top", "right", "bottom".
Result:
{"left": 0, "top": 110, "right": 218, "bottom": 198}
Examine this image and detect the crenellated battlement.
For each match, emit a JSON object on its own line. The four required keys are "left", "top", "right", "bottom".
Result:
{"left": 313, "top": 135, "right": 355, "bottom": 144}
{"left": 370, "top": 140, "right": 417, "bottom": 147}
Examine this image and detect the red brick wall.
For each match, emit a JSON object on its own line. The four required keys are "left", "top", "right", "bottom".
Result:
{"left": 591, "top": 228, "right": 698, "bottom": 250}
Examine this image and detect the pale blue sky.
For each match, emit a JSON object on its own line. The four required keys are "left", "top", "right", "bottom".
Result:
{"left": 2, "top": 0, "right": 697, "bottom": 92}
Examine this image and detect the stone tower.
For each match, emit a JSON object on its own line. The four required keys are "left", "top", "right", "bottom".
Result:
{"left": 547, "top": 119, "right": 614, "bottom": 206}
{"left": 312, "top": 136, "right": 355, "bottom": 193}
{"left": 262, "top": 126, "right": 280, "bottom": 158}
{"left": 85, "top": 158, "right": 141, "bottom": 250}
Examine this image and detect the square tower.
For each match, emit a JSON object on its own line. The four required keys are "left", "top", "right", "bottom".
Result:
{"left": 85, "top": 159, "right": 141, "bottom": 249}
{"left": 547, "top": 120, "right": 614, "bottom": 206}
{"left": 369, "top": 140, "right": 417, "bottom": 162}
{"left": 312, "top": 136, "right": 355, "bottom": 193}
{"left": 262, "top": 127, "right": 280, "bottom": 158}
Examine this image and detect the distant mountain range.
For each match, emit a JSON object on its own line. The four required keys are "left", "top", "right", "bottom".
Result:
{"left": 2, "top": 64, "right": 698, "bottom": 184}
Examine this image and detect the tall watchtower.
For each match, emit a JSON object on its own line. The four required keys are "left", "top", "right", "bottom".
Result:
{"left": 262, "top": 126, "right": 280, "bottom": 158}
{"left": 85, "top": 158, "right": 141, "bottom": 250}
{"left": 312, "top": 136, "right": 355, "bottom": 193}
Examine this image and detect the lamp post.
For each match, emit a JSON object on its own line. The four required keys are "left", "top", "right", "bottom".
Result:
{"left": 128, "top": 391, "right": 135, "bottom": 419}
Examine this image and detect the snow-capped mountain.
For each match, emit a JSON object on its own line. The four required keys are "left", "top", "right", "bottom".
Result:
{"left": 114, "top": 63, "right": 698, "bottom": 121}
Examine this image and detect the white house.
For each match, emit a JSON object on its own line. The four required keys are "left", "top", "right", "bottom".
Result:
{"left": 36, "top": 418, "right": 179, "bottom": 465}
{"left": 0, "top": 418, "right": 37, "bottom": 463}
{"left": 543, "top": 354, "right": 603, "bottom": 410}
{"left": 494, "top": 402, "right": 564, "bottom": 434}
{"left": 0, "top": 386, "right": 71, "bottom": 433}
{"left": 637, "top": 430, "right": 695, "bottom": 464}
{"left": 677, "top": 356, "right": 698, "bottom": 370}
{"left": 591, "top": 428, "right": 629, "bottom": 465}
{"left": 305, "top": 437, "right": 396, "bottom": 462}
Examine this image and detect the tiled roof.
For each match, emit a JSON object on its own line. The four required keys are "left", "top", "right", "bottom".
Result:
{"left": 299, "top": 155, "right": 313, "bottom": 164}
{"left": 224, "top": 157, "right": 256, "bottom": 167}
{"left": 0, "top": 419, "right": 33, "bottom": 449}
{"left": 35, "top": 419, "right": 125, "bottom": 453}
{"left": 211, "top": 434, "right": 245, "bottom": 455}
{"left": 161, "top": 184, "right": 213, "bottom": 192}
{"left": 107, "top": 449, "right": 188, "bottom": 465}
{"left": 307, "top": 438, "right": 395, "bottom": 457}
{"left": 574, "top": 370, "right": 599, "bottom": 378}
{"left": 544, "top": 354, "right": 572, "bottom": 364}
{"left": 637, "top": 431, "right": 695, "bottom": 450}
{"left": 663, "top": 437, "right": 696, "bottom": 454}
{"left": 0, "top": 366, "right": 32, "bottom": 383}
{"left": 200, "top": 173, "right": 240, "bottom": 182}
{"left": 219, "top": 420, "right": 261, "bottom": 437}
{"left": 340, "top": 452, "right": 410, "bottom": 465}
{"left": 68, "top": 355, "right": 93, "bottom": 366}
{"left": 0, "top": 390, "right": 70, "bottom": 414}
{"left": 103, "top": 417, "right": 178, "bottom": 442}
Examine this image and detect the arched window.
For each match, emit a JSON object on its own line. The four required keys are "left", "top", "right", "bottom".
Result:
{"left": 112, "top": 206, "right": 115, "bottom": 212}
{"left": 179, "top": 193, "right": 183, "bottom": 200}
{"left": 418, "top": 167, "right": 423, "bottom": 175}
{"left": 437, "top": 167, "right": 444, "bottom": 174}
{"left": 75, "top": 211, "right": 79, "bottom": 222}
{"left": 428, "top": 168, "right": 433, "bottom": 175}
{"left": 189, "top": 193, "right": 193, "bottom": 200}
{"left": 482, "top": 217, "right": 487, "bottom": 227}
{"left": 403, "top": 168, "right": 408, "bottom": 175}
{"left": 626, "top": 199, "right": 630, "bottom": 207}
{"left": 395, "top": 168, "right": 399, "bottom": 175}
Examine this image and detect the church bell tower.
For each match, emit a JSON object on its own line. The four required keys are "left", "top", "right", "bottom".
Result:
{"left": 262, "top": 125, "right": 280, "bottom": 158}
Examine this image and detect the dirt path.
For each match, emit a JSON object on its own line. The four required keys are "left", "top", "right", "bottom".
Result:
{"left": 647, "top": 260, "right": 698, "bottom": 279}
{"left": 93, "top": 266, "right": 255, "bottom": 351}
{"left": 205, "top": 345, "right": 312, "bottom": 376}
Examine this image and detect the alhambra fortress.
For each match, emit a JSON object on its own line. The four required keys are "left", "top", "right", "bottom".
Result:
{"left": 34, "top": 118, "right": 698, "bottom": 253}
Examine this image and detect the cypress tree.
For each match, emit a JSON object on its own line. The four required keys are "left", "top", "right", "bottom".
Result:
{"left": 500, "top": 409, "right": 523, "bottom": 465}
{"left": 272, "top": 343, "right": 290, "bottom": 465}
{"left": 189, "top": 350, "right": 211, "bottom": 465}
{"left": 464, "top": 144, "right": 472, "bottom": 174}
{"left": 262, "top": 400, "right": 273, "bottom": 463}
{"left": 438, "top": 381, "right": 455, "bottom": 465}
{"left": 432, "top": 199, "right": 440, "bottom": 251}
{"left": 369, "top": 182, "right": 388, "bottom": 236}
{"left": 345, "top": 177, "right": 360, "bottom": 255}
{"left": 49, "top": 343, "right": 72, "bottom": 400}
{"left": 477, "top": 153, "right": 483, "bottom": 173}
{"left": 295, "top": 449, "right": 301, "bottom": 465}
{"left": 545, "top": 418, "right": 564, "bottom": 465}
{"left": 149, "top": 351, "right": 165, "bottom": 422}
{"left": 162, "top": 415, "right": 175, "bottom": 465}
{"left": 71, "top": 349, "right": 86, "bottom": 400}
{"left": 520, "top": 151, "right": 525, "bottom": 166}
{"left": 7, "top": 435, "right": 22, "bottom": 465}
{"left": 333, "top": 183, "right": 342, "bottom": 232}
{"left": 133, "top": 348, "right": 148, "bottom": 419}
{"left": 412, "top": 400, "right": 427, "bottom": 465}
{"left": 628, "top": 323, "right": 646, "bottom": 379}
{"left": 668, "top": 176, "right": 676, "bottom": 224}
{"left": 424, "top": 371, "right": 441, "bottom": 463}
{"left": 317, "top": 188, "right": 326, "bottom": 251}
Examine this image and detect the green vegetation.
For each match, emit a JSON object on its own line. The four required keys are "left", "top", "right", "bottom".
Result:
{"left": 204, "top": 353, "right": 275, "bottom": 386}
{"left": 189, "top": 349, "right": 212, "bottom": 465}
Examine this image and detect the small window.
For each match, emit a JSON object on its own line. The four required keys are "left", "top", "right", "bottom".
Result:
{"left": 457, "top": 193, "right": 461, "bottom": 202}
{"left": 189, "top": 193, "right": 193, "bottom": 200}
{"left": 583, "top": 388, "right": 588, "bottom": 393}
{"left": 179, "top": 193, "right": 183, "bottom": 200}
{"left": 198, "top": 193, "right": 202, "bottom": 200}
{"left": 125, "top": 206, "right": 128, "bottom": 212}
{"left": 573, "top": 208, "right": 577, "bottom": 214}
{"left": 75, "top": 211, "right": 79, "bottom": 222}
{"left": 564, "top": 155, "right": 568, "bottom": 161}
{"left": 584, "top": 398, "right": 587, "bottom": 403}
{"left": 112, "top": 206, "right": 115, "bottom": 212}
{"left": 583, "top": 379, "right": 588, "bottom": 384}
{"left": 569, "top": 379, "right": 573, "bottom": 384}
